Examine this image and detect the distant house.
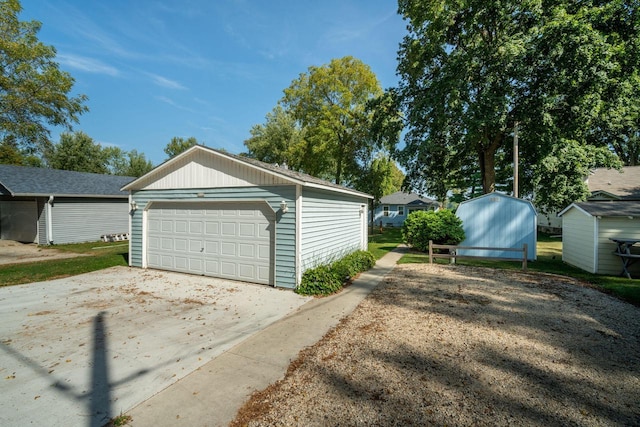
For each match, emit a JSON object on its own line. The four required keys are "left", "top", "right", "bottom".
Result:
{"left": 456, "top": 193, "right": 537, "bottom": 260}
{"left": 539, "top": 166, "right": 640, "bottom": 232}
{"left": 372, "top": 191, "right": 439, "bottom": 227}
{"left": 559, "top": 201, "right": 640, "bottom": 277}
{"left": 0, "top": 165, "right": 134, "bottom": 245}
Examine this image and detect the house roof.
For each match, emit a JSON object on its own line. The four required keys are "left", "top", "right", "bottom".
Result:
{"left": 0, "top": 164, "right": 134, "bottom": 198}
{"left": 588, "top": 166, "right": 640, "bottom": 200}
{"left": 559, "top": 200, "right": 640, "bottom": 217}
{"left": 379, "top": 191, "right": 438, "bottom": 206}
{"left": 122, "top": 145, "right": 373, "bottom": 199}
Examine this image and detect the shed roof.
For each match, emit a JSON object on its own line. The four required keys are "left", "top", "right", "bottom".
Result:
{"left": 122, "top": 145, "right": 373, "bottom": 199}
{"left": 559, "top": 201, "right": 640, "bottom": 217}
{"left": 379, "top": 191, "right": 438, "bottom": 206}
{"left": 0, "top": 164, "right": 134, "bottom": 198}
{"left": 457, "top": 192, "right": 536, "bottom": 212}
{"left": 588, "top": 166, "right": 640, "bottom": 200}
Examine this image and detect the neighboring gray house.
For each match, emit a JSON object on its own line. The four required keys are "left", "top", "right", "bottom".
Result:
{"left": 373, "top": 191, "right": 439, "bottom": 227}
{"left": 0, "top": 165, "right": 134, "bottom": 244}
{"left": 559, "top": 201, "right": 640, "bottom": 277}
{"left": 121, "top": 145, "right": 372, "bottom": 289}
{"left": 456, "top": 192, "right": 537, "bottom": 260}
{"left": 539, "top": 166, "right": 640, "bottom": 231}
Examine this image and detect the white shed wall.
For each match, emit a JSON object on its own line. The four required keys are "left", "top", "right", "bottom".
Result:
{"left": 561, "top": 209, "right": 597, "bottom": 273}
{"left": 596, "top": 217, "right": 640, "bottom": 276}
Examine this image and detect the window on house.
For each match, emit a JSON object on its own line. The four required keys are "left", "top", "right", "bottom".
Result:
{"left": 383, "top": 206, "right": 389, "bottom": 216}
{"left": 398, "top": 206, "right": 405, "bottom": 216}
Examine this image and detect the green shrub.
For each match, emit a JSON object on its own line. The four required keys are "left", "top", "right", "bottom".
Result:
{"left": 402, "top": 209, "right": 465, "bottom": 252}
{"left": 296, "top": 250, "right": 377, "bottom": 296}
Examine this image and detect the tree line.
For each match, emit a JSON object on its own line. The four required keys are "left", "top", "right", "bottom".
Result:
{"left": 2, "top": 0, "right": 639, "bottom": 212}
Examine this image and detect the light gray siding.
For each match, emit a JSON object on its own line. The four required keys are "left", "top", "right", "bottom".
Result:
{"left": 37, "top": 198, "right": 46, "bottom": 245}
{"left": 130, "top": 185, "right": 297, "bottom": 288}
{"left": 49, "top": 198, "right": 129, "bottom": 244}
{"left": 301, "top": 188, "right": 367, "bottom": 270}
{"left": 597, "top": 217, "right": 640, "bottom": 276}
{"left": 562, "top": 209, "right": 596, "bottom": 272}
{"left": 456, "top": 193, "right": 537, "bottom": 260}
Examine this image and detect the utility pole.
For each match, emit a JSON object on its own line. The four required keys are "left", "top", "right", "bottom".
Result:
{"left": 513, "top": 122, "right": 519, "bottom": 198}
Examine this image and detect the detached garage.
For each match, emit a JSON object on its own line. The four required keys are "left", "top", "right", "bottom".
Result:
{"left": 122, "top": 146, "right": 372, "bottom": 289}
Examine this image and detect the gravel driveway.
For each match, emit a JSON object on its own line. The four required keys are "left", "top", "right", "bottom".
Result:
{"left": 233, "top": 263, "right": 640, "bottom": 426}
{"left": 0, "top": 267, "right": 310, "bottom": 427}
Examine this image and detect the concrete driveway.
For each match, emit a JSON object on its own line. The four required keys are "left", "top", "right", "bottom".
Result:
{"left": 0, "top": 266, "right": 311, "bottom": 427}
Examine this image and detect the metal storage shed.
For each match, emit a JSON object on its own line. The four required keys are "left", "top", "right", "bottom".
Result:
{"left": 0, "top": 165, "right": 133, "bottom": 244}
{"left": 456, "top": 193, "right": 537, "bottom": 260}
{"left": 559, "top": 201, "right": 640, "bottom": 276}
{"left": 121, "top": 145, "right": 372, "bottom": 289}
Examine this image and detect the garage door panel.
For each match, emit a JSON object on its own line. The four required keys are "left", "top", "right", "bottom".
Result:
{"left": 239, "top": 223, "right": 255, "bottom": 237}
{"left": 238, "top": 243, "right": 254, "bottom": 258}
{"left": 147, "top": 202, "right": 273, "bottom": 285}
{"left": 205, "top": 221, "right": 219, "bottom": 235}
{"left": 221, "top": 222, "right": 236, "bottom": 236}
{"left": 174, "top": 238, "right": 187, "bottom": 252}
{"left": 221, "top": 241, "right": 236, "bottom": 256}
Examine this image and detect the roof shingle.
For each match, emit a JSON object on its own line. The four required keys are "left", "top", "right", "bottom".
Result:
{"left": 0, "top": 164, "right": 134, "bottom": 197}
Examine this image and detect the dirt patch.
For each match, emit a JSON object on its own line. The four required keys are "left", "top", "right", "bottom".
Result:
{"left": 0, "top": 240, "right": 88, "bottom": 265}
{"left": 233, "top": 263, "right": 640, "bottom": 426}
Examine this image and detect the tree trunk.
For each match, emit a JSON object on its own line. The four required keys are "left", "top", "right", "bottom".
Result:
{"left": 480, "top": 148, "right": 496, "bottom": 194}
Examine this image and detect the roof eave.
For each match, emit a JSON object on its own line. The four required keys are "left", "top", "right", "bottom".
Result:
{"left": 303, "top": 182, "right": 373, "bottom": 199}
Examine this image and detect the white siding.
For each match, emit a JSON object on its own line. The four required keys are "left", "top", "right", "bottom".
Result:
{"left": 139, "top": 151, "right": 290, "bottom": 190}
{"left": 301, "top": 189, "right": 367, "bottom": 270}
{"left": 50, "top": 198, "right": 129, "bottom": 244}
{"left": 562, "top": 209, "right": 596, "bottom": 272}
{"left": 597, "top": 217, "right": 640, "bottom": 276}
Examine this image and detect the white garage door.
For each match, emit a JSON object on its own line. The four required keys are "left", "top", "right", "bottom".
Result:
{"left": 147, "top": 202, "right": 274, "bottom": 285}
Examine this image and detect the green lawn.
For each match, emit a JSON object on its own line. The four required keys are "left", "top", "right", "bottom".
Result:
{"left": 368, "top": 227, "right": 403, "bottom": 259}
{"left": 0, "top": 241, "right": 128, "bottom": 287}
{"left": 371, "top": 228, "right": 640, "bottom": 306}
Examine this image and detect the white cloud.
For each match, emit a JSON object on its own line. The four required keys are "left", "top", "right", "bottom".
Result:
{"left": 147, "top": 73, "right": 187, "bottom": 90}
{"left": 57, "top": 53, "right": 119, "bottom": 76}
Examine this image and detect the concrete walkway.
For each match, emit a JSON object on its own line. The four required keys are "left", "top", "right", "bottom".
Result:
{"left": 128, "top": 246, "right": 406, "bottom": 426}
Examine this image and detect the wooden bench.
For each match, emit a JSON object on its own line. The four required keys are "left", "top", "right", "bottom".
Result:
{"left": 612, "top": 252, "right": 640, "bottom": 279}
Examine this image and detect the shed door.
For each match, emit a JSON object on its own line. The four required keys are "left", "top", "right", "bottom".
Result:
{"left": 0, "top": 201, "right": 37, "bottom": 243}
{"left": 146, "top": 202, "right": 274, "bottom": 285}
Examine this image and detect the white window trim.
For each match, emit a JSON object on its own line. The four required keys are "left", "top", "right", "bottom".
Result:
{"left": 383, "top": 205, "right": 390, "bottom": 216}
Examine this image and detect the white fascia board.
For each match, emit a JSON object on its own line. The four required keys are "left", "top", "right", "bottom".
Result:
{"left": 303, "top": 182, "right": 373, "bottom": 199}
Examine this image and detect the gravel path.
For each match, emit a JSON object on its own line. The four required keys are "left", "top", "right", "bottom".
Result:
{"left": 232, "top": 263, "right": 640, "bottom": 426}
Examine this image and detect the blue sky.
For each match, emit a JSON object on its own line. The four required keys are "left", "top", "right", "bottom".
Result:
{"left": 21, "top": 1, "right": 407, "bottom": 166}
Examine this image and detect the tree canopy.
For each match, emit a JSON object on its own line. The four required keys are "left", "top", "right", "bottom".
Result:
{"left": 395, "top": 0, "right": 637, "bottom": 208}
{"left": 164, "top": 136, "right": 198, "bottom": 159}
{"left": 46, "top": 131, "right": 153, "bottom": 176}
{"left": 0, "top": 0, "right": 87, "bottom": 155}
{"left": 245, "top": 56, "right": 401, "bottom": 190}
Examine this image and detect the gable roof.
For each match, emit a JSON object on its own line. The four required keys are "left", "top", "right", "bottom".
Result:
{"left": 0, "top": 164, "right": 134, "bottom": 198}
{"left": 559, "top": 200, "right": 640, "bottom": 217}
{"left": 379, "top": 191, "right": 438, "bottom": 206}
{"left": 588, "top": 166, "right": 640, "bottom": 200}
{"left": 122, "top": 145, "right": 373, "bottom": 199}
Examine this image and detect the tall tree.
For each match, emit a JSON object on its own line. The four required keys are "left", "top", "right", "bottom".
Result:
{"left": 280, "top": 56, "right": 385, "bottom": 185}
{"left": 0, "top": 0, "right": 87, "bottom": 155}
{"left": 395, "top": 0, "right": 637, "bottom": 206}
{"left": 164, "top": 136, "right": 198, "bottom": 159}
{"left": 46, "top": 131, "right": 107, "bottom": 174}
